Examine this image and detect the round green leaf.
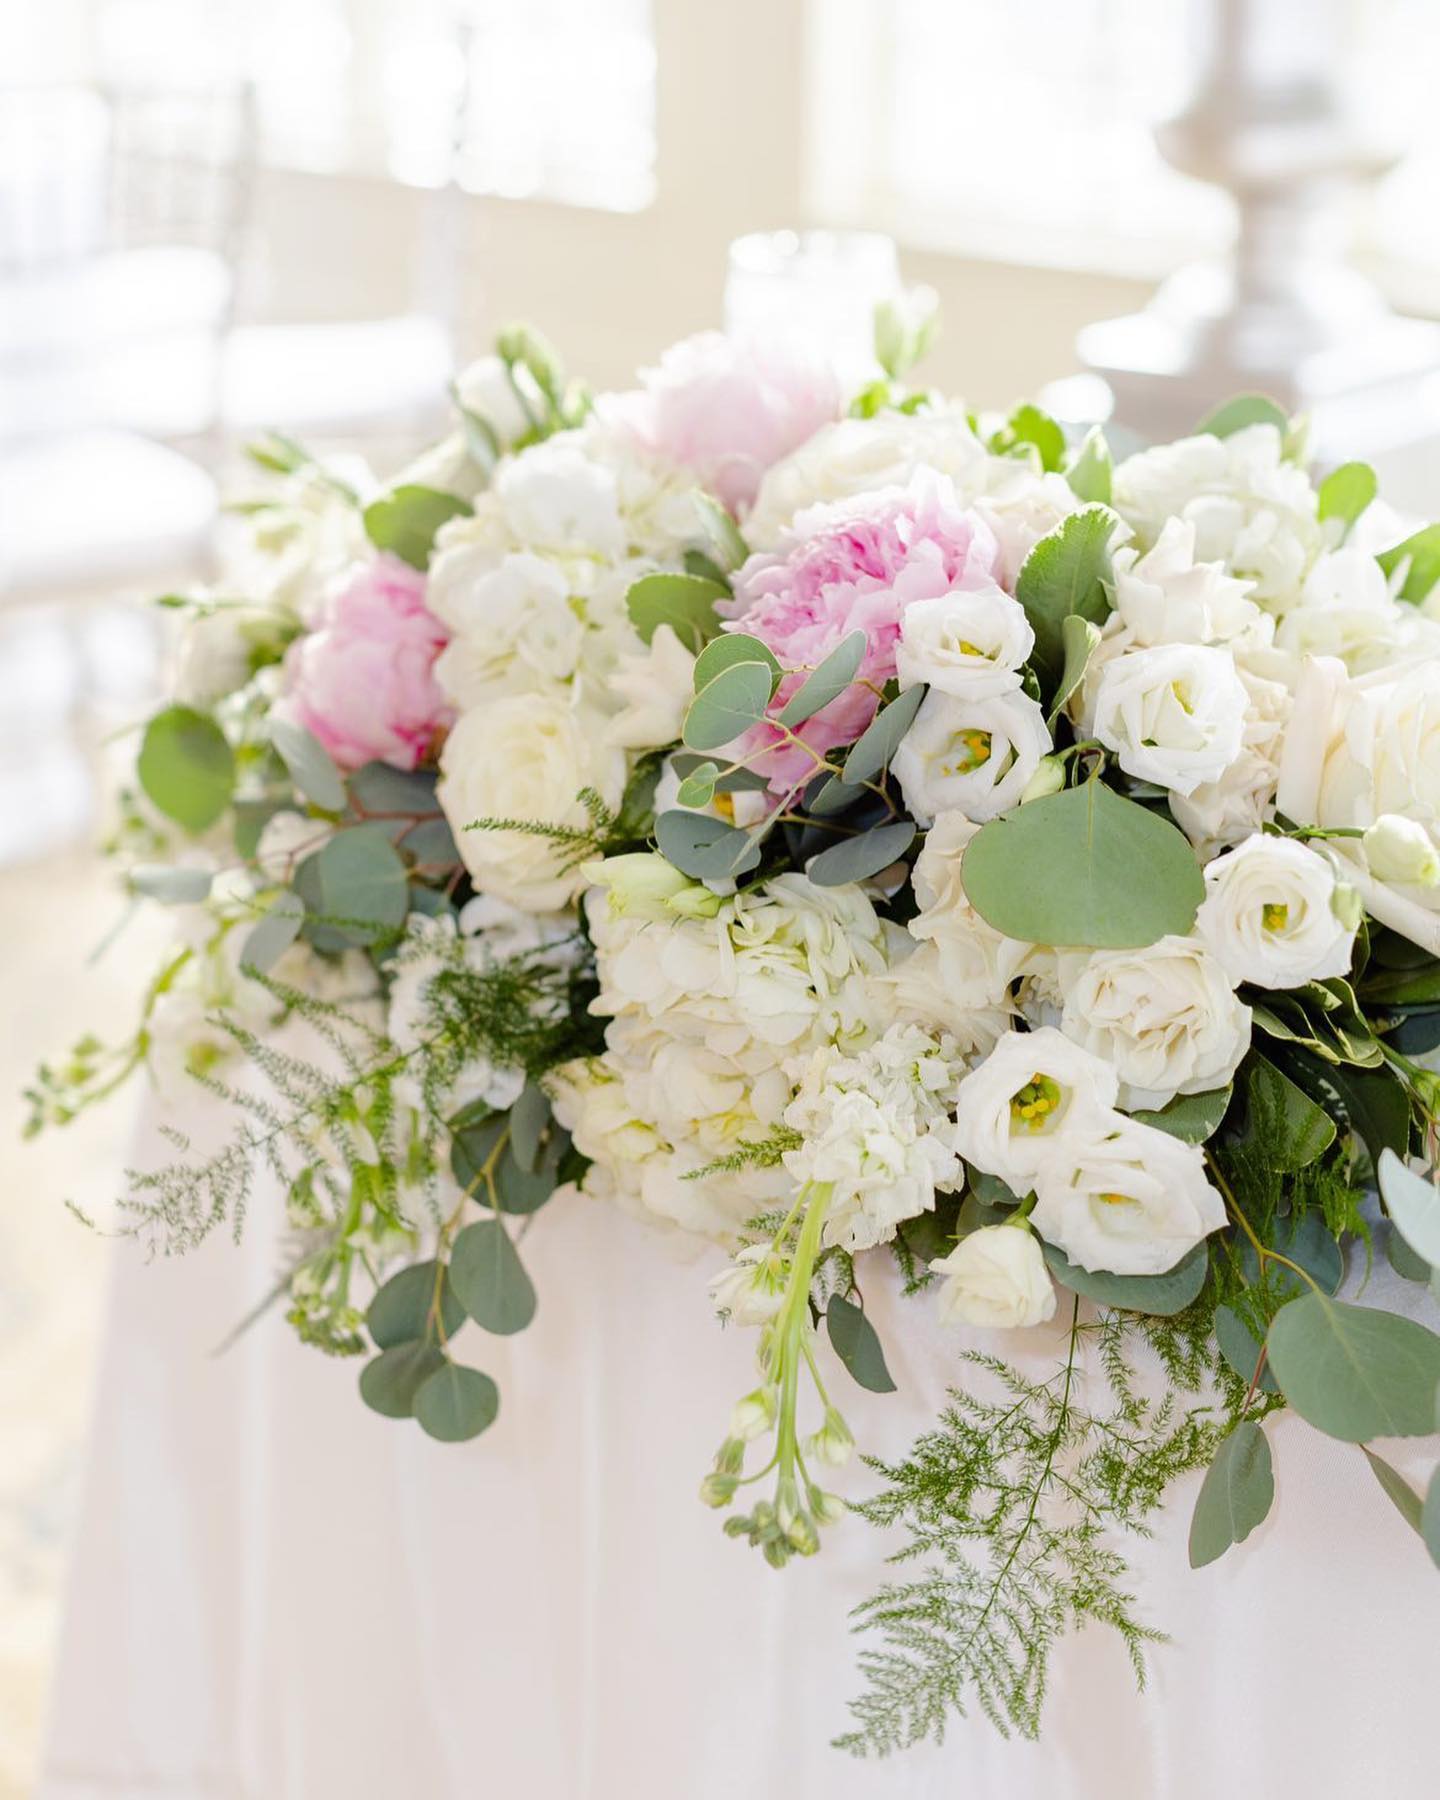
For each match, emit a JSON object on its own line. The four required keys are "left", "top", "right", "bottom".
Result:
{"left": 683, "top": 660, "right": 775, "bottom": 752}
{"left": 1195, "top": 393, "right": 1289, "bottom": 439}
{"left": 239, "top": 890, "right": 306, "bottom": 974}
{"left": 362, "top": 484, "right": 472, "bottom": 571}
{"left": 776, "top": 630, "right": 867, "bottom": 727}
{"left": 806, "top": 821, "right": 915, "bottom": 888}
{"left": 449, "top": 1218, "right": 537, "bottom": 1335}
{"left": 137, "top": 705, "right": 236, "bottom": 833}
{"left": 1041, "top": 1239, "right": 1209, "bottom": 1316}
{"left": 359, "top": 1341, "right": 445, "bottom": 1419}
{"left": 367, "top": 1260, "right": 465, "bottom": 1350}
{"left": 654, "top": 809, "right": 762, "bottom": 880}
{"left": 1214, "top": 1303, "right": 1278, "bottom": 1393}
{"left": 841, "top": 683, "right": 926, "bottom": 786}
{"left": 312, "top": 824, "right": 409, "bottom": 945}
{"left": 693, "top": 633, "right": 780, "bottom": 690}
{"left": 509, "top": 1084, "right": 551, "bottom": 1174}
{"left": 826, "top": 1293, "right": 896, "bottom": 1394}
{"left": 626, "top": 571, "right": 727, "bottom": 649}
{"left": 1188, "top": 1421, "right": 1274, "bottom": 1569}
{"left": 269, "top": 718, "right": 346, "bottom": 811}
{"left": 1266, "top": 1294, "right": 1440, "bottom": 1441}
{"left": 1238, "top": 1211, "right": 1343, "bottom": 1298}
{"left": 128, "top": 865, "right": 214, "bottom": 904}
{"left": 413, "top": 1362, "right": 500, "bottom": 1442}
{"left": 962, "top": 782, "right": 1204, "bottom": 948}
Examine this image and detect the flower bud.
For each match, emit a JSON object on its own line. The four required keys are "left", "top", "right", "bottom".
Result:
{"left": 581, "top": 852, "right": 695, "bottom": 921}
{"left": 1020, "top": 755, "right": 1066, "bottom": 803}
{"left": 699, "top": 1472, "right": 738, "bottom": 1508}
{"left": 1363, "top": 815, "right": 1440, "bottom": 888}
{"left": 809, "top": 1487, "right": 848, "bottom": 1526}
{"left": 1329, "top": 880, "right": 1363, "bottom": 932}
{"left": 785, "top": 1508, "right": 820, "bottom": 1555}
{"left": 730, "top": 1386, "right": 777, "bottom": 1442}
{"left": 714, "top": 1436, "right": 746, "bottom": 1476}
{"left": 805, "top": 1406, "right": 855, "bottom": 1468}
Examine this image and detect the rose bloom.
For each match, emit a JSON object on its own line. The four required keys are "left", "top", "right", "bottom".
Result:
{"left": 1090, "top": 642, "right": 1249, "bottom": 796}
{"left": 931, "top": 1224, "right": 1056, "bottom": 1329}
{"left": 601, "top": 330, "right": 843, "bottom": 514}
{"left": 1195, "top": 834, "right": 1357, "bottom": 989}
{"left": 279, "top": 554, "right": 450, "bottom": 770}
{"left": 719, "top": 469, "right": 1000, "bottom": 789}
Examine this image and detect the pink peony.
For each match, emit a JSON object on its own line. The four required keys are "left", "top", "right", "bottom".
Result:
{"left": 280, "top": 554, "right": 451, "bottom": 771}
{"left": 720, "top": 471, "right": 1000, "bottom": 789}
{"left": 603, "top": 330, "right": 842, "bottom": 514}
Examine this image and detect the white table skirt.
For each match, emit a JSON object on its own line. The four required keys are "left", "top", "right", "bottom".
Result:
{"left": 40, "top": 1095, "right": 1439, "bottom": 1800}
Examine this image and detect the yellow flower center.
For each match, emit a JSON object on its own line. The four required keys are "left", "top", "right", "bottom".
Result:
{"left": 941, "top": 729, "right": 993, "bottom": 778}
{"left": 1098, "top": 1191, "right": 1133, "bottom": 1207}
{"left": 713, "top": 791, "right": 737, "bottom": 824}
{"left": 957, "top": 639, "right": 985, "bottom": 657}
{"left": 1009, "top": 1073, "right": 1062, "bottom": 1133}
{"left": 1262, "top": 901, "right": 1289, "bottom": 932}
{"left": 1170, "top": 679, "right": 1195, "bottom": 715}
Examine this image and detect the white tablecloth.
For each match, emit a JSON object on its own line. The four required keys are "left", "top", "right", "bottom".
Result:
{"left": 40, "top": 1099, "right": 1439, "bottom": 1800}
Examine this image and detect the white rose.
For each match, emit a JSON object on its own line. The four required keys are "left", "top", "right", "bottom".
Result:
{"left": 428, "top": 550, "right": 583, "bottom": 708}
{"left": 896, "top": 582, "right": 1035, "bottom": 699}
{"left": 1111, "top": 516, "right": 1267, "bottom": 648}
{"left": 604, "top": 622, "right": 695, "bottom": 749}
{"left": 1364, "top": 814, "right": 1440, "bottom": 887}
{"left": 1031, "top": 1115, "right": 1226, "bottom": 1276}
{"left": 454, "top": 352, "right": 536, "bottom": 446}
{"left": 493, "top": 436, "right": 624, "bottom": 556}
{"left": 438, "top": 692, "right": 626, "bottom": 912}
{"left": 894, "top": 687, "right": 1050, "bottom": 826}
{"left": 1169, "top": 662, "right": 1290, "bottom": 859}
{"left": 1195, "top": 834, "right": 1356, "bottom": 988}
{"left": 1059, "top": 935, "right": 1251, "bottom": 1109}
{"left": 931, "top": 1223, "right": 1057, "bottom": 1328}
{"left": 952, "top": 1025, "right": 1119, "bottom": 1191}
{"left": 1092, "top": 643, "right": 1248, "bottom": 795}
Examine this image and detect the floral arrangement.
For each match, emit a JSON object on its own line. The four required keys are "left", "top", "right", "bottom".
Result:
{"left": 33, "top": 312, "right": 1440, "bottom": 1754}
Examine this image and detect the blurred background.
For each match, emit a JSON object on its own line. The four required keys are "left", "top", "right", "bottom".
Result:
{"left": 5, "top": 0, "right": 1440, "bottom": 1790}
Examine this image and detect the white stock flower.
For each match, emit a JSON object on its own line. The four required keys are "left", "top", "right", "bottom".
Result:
{"left": 1364, "top": 814, "right": 1440, "bottom": 887}
{"left": 1111, "top": 516, "right": 1267, "bottom": 647}
{"left": 428, "top": 550, "right": 583, "bottom": 708}
{"left": 493, "top": 436, "right": 625, "bottom": 556}
{"left": 603, "top": 622, "right": 695, "bottom": 748}
{"left": 1058, "top": 935, "right": 1251, "bottom": 1109}
{"left": 1092, "top": 643, "right": 1248, "bottom": 795}
{"left": 783, "top": 1024, "right": 965, "bottom": 1253}
{"left": 438, "top": 692, "right": 626, "bottom": 912}
{"left": 895, "top": 582, "right": 1035, "bottom": 699}
{"left": 708, "top": 1243, "right": 788, "bottom": 1326}
{"left": 931, "top": 1224, "right": 1056, "bottom": 1328}
{"left": 893, "top": 687, "right": 1050, "bottom": 826}
{"left": 1195, "top": 835, "right": 1357, "bottom": 988}
{"left": 1031, "top": 1115, "right": 1226, "bottom": 1276}
{"left": 952, "top": 1025, "right": 1119, "bottom": 1191}
{"left": 1169, "top": 663, "right": 1290, "bottom": 859}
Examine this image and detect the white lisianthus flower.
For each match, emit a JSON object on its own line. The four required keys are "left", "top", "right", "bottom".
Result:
{"left": 896, "top": 582, "right": 1035, "bottom": 699}
{"left": 1169, "top": 663, "right": 1290, "bottom": 859}
{"left": 1364, "top": 814, "right": 1440, "bottom": 887}
{"left": 1058, "top": 935, "right": 1251, "bottom": 1109}
{"left": 1111, "top": 516, "right": 1267, "bottom": 648}
{"left": 493, "top": 436, "right": 625, "bottom": 557}
{"left": 438, "top": 692, "right": 626, "bottom": 912}
{"left": 1031, "top": 1116, "right": 1227, "bottom": 1276}
{"left": 708, "top": 1243, "right": 788, "bottom": 1326}
{"left": 603, "top": 622, "right": 695, "bottom": 749}
{"left": 893, "top": 687, "right": 1050, "bottom": 826}
{"left": 428, "top": 550, "right": 583, "bottom": 708}
{"left": 1273, "top": 546, "right": 1410, "bottom": 673}
{"left": 1092, "top": 643, "right": 1248, "bottom": 795}
{"left": 1195, "top": 835, "right": 1357, "bottom": 989}
{"left": 783, "top": 1024, "right": 965, "bottom": 1253}
{"left": 952, "top": 1025, "right": 1119, "bottom": 1191}
{"left": 931, "top": 1223, "right": 1056, "bottom": 1328}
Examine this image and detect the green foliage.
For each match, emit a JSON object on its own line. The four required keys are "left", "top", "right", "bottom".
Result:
{"left": 1187, "top": 1421, "right": 1274, "bottom": 1568}
{"left": 1064, "top": 427, "right": 1112, "bottom": 504}
{"left": 362, "top": 484, "right": 473, "bottom": 570}
{"left": 826, "top": 1292, "right": 896, "bottom": 1394}
{"left": 683, "top": 658, "right": 775, "bottom": 750}
{"left": 1013, "top": 505, "right": 1118, "bottom": 689}
{"left": 1317, "top": 462, "right": 1377, "bottom": 535}
{"left": 840, "top": 1306, "right": 1230, "bottom": 1754}
{"left": 626, "top": 571, "right": 728, "bottom": 649}
{"left": 1266, "top": 1294, "right": 1440, "bottom": 1440}
{"left": 1195, "top": 394, "right": 1289, "bottom": 439}
{"left": 1378, "top": 522, "right": 1440, "bottom": 606}
{"left": 842, "top": 685, "right": 926, "bottom": 785}
{"left": 777, "top": 630, "right": 867, "bottom": 727}
{"left": 807, "top": 821, "right": 916, "bottom": 887}
{"left": 1042, "top": 1241, "right": 1209, "bottom": 1316}
{"left": 989, "top": 403, "right": 1066, "bottom": 472}
{"left": 449, "top": 1217, "right": 538, "bottom": 1335}
{"left": 269, "top": 718, "right": 345, "bottom": 811}
{"left": 137, "top": 705, "right": 236, "bottom": 833}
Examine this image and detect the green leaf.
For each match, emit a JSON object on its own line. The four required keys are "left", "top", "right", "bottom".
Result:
{"left": 358, "top": 1341, "right": 445, "bottom": 1419}
{"left": 346, "top": 760, "right": 436, "bottom": 816}
{"left": 963, "top": 781, "right": 1204, "bottom": 948}
{"left": 1195, "top": 394, "right": 1289, "bottom": 439}
{"left": 1266, "top": 1294, "right": 1440, "bottom": 1440}
{"left": 1378, "top": 523, "right": 1440, "bottom": 606}
{"left": 128, "top": 865, "right": 214, "bottom": 904}
{"left": 1363, "top": 1447, "right": 1425, "bottom": 1535}
{"left": 692, "top": 633, "right": 780, "bottom": 690}
{"left": 1387, "top": 1221, "right": 1434, "bottom": 1283}
{"left": 1317, "top": 461, "right": 1378, "bottom": 535}
{"left": 137, "top": 705, "right": 236, "bottom": 833}
{"left": 1188, "top": 1421, "right": 1274, "bottom": 1568}
{"left": 654, "top": 809, "right": 762, "bottom": 880}
{"left": 1046, "top": 614, "right": 1101, "bottom": 725}
{"left": 493, "top": 1132, "right": 566, "bottom": 1214}
{"left": 509, "top": 1084, "right": 551, "bottom": 1172}
{"left": 693, "top": 493, "right": 748, "bottom": 574}
{"left": 413, "top": 1362, "right": 500, "bottom": 1442}
{"left": 1064, "top": 427, "right": 1112, "bottom": 504}
{"left": 1359, "top": 961, "right": 1440, "bottom": 1006}
{"left": 1240, "top": 1054, "right": 1335, "bottom": 1169}
{"left": 683, "top": 660, "right": 775, "bottom": 751}
{"left": 626, "top": 571, "right": 728, "bottom": 650}
{"left": 826, "top": 1292, "right": 897, "bottom": 1393}
{"left": 1319, "top": 1059, "right": 1412, "bottom": 1164}
{"left": 1423, "top": 1466, "right": 1440, "bottom": 1569}
{"left": 1130, "top": 1085, "right": 1231, "bottom": 1143}
{"left": 1378, "top": 1149, "right": 1440, "bottom": 1273}
{"left": 993, "top": 403, "right": 1066, "bottom": 472}
{"left": 842, "top": 684, "right": 926, "bottom": 786}
{"left": 807, "top": 821, "right": 915, "bottom": 887}
{"left": 309, "top": 824, "right": 409, "bottom": 946}
{"left": 1014, "top": 506, "right": 1118, "bottom": 688}
{"left": 675, "top": 765, "right": 719, "bottom": 808}
{"left": 367, "top": 1259, "right": 465, "bottom": 1349}
{"left": 239, "top": 890, "right": 306, "bottom": 974}
{"left": 1214, "top": 1304, "right": 1278, "bottom": 1393}
{"left": 362, "top": 484, "right": 472, "bottom": 570}
{"left": 1239, "top": 1210, "right": 1343, "bottom": 1298}
{"left": 269, "top": 718, "right": 346, "bottom": 812}
{"left": 1041, "top": 1240, "right": 1209, "bottom": 1316}
{"left": 449, "top": 1218, "right": 537, "bottom": 1335}
{"left": 777, "top": 630, "right": 867, "bottom": 727}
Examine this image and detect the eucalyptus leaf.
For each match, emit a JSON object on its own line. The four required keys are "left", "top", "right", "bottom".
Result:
{"left": 1387, "top": 1221, "right": 1434, "bottom": 1283}
{"left": 1064, "top": 427, "right": 1112, "bottom": 504}
{"left": 693, "top": 633, "right": 780, "bottom": 690}
{"left": 1378, "top": 1150, "right": 1440, "bottom": 1273}
{"left": 683, "top": 660, "right": 775, "bottom": 751}
{"left": 1014, "top": 506, "right": 1119, "bottom": 688}
{"left": 963, "top": 781, "right": 1204, "bottom": 948}
{"left": 1214, "top": 1304, "right": 1278, "bottom": 1393}
{"left": 807, "top": 821, "right": 916, "bottom": 887}
{"left": 842, "top": 684, "right": 926, "bottom": 786}
{"left": 694, "top": 492, "right": 748, "bottom": 573}
{"left": 509, "top": 1084, "right": 551, "bottom": 1173}
{"left": 676, "top": 762, "right": 719, "bottom": 808}
{"left": 1363, "top": 1446, "right": 1425, "bottom": 1535}
{"left": 1047, "top": 614, "right": 1101, "bottom": 725}
{"left": 128, "top": 865, "right": 214, "bottom": 904}
{"left": 626, "top": 571, "right": 727, "bottom": 649}
{"left": 1239, "top": 1210, "right": 1343, "bottom": 1298}
{"left": 137, "top": 705, "right": 235, "bottom": 833}
{"left": 1130, "top": 1085, "right": 1231, "bottom": 1143}
{"left": 776, "top": 631, "right": 867, "bottom": 727}
{"left": 239, "top": 890, "right": 306, "bottom": 974}
{"left": 269, "top": 718, "right": 346, "bottom": 812}
{"left": 493, "top": 1132, "right": 568, "bottom": 1214}
{"left": 347, "top": 760, "right": 437, "bottom": 816}
{"left": 1195, "top": 394, "right": 1289, "bottom": 438}
{"left": 1317, "top": 461, "right": 1377, "bottom": 535}
{"left": 413, "top": 1362, "right": 500, "bottom": 1442}
{"left": 359, "top": 1341, "right": 446, "bottom": 1419}
{"left": 654, "top": 809, "right": 762, "bottom": 880}
{"left": 826, "top": 1293, "right": 897, "bottom": 1393}
{"left": 449, "top": 1218, "right": 537, "bottom": 1335}
{"left": 367, "top": 1259, "right": 465, "bottom": 1350}
{"left": 362, "top": 484, "right": 472, "bottom": 570}
{"left": 1266, "top": 1294, "right": 1440, "bottom": 1440}
{"left": 1378, "top": 523, "right": 1440, "bottom": 606}
{"left": 1041, "top": 1240, "right": 1208, "bottom": 1316}
{"left": 1188, "top": 1421, "right": 1274, "bottom": 1568}
{"left": 311, "top": 825, "right": 409, "bottom": 946}
{"left": 1423, "top": 1465, "right": 1440, "bottom": 1569}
